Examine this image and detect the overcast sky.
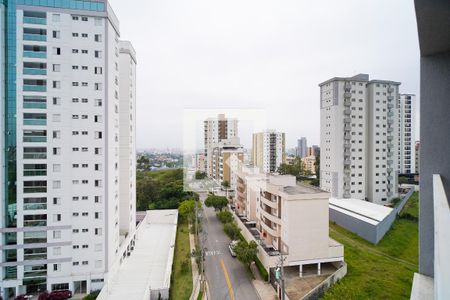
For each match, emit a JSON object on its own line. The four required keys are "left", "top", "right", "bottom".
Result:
{"left": 109, "top": 0, "right": 420, "bottom": 150}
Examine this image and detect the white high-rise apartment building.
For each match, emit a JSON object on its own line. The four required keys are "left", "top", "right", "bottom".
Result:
{"left": 0, "top": 1, "right": 137, "bottom": 298}
{"left": 320, "top": 74, "right": 400, "bottom": 204}
{"left": 204, "top": 114, "right": 238, "bottom": 176}
{"left": 398, "top": 94, "right": 416, "bottom": 174}
{"left": 297, "top": 137, "right": 307, "bottom": 158}
{"left": 252, "top": 130, "right": 285, "bottom": 173}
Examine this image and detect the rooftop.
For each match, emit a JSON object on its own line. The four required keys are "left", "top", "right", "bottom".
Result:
{"left": 329, "top": 198, "right": 393, "bottom": 225}
{"left": 99, "top": 210, "right": 178, "bottom": 300}
{"left": 283, "top": 183, "right": 326, "bottom": 195}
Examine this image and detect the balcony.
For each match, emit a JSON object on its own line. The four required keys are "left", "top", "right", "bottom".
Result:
{"left": 23, "top": 16, "right": 47, "bottom": 25}
{"left": 260, "top": 208, "right": 281, "bottom": 225}
{"left": 344, "top": 92, "right": 352, "bottom": 98}
{"left": 344, "top": 134, "right": 351, "bottom": 140}
{"left": 387, "top": 127, "right": 394, "bottom": 133}
{"left": 387, "top": 160, "right": 393, "bottom": 165}
{"left": 344, "top": 99, "right": 351, "bottom": 106}
{"left": 388, "top": 87, "right": 394, "bottom": 93}
{"left": 260, "top": 220, "right": 280, "bottom": 238}
{"left": 387, "top": 119, "right": 394, "bottom": 125}
{"left": 344, "top": 124, "right": 351, "bottom": 131}
{"left": 23, "top": 34, "right": 47, "bottom": 41}
{"left": 387, "top": 136, "right": 393, "bottom": 141}
{"left": 23, "top": 85, "right": 46, "bottom": 92}
{"left": 23, "top": 119, "right": 47, "bottom": 126}
{"left": 24, "top": 170, "right": 47, "bottom": 176}
{"left": 387, "top": 167, "right": 393, "bottom": 173}
{"left": 23, "top": 68, "right": 47, "bottom": 76}
{"left": 23, "top": 51, "right": 46, "bottom": 58}
{"left": 23, "top": 136, "right": 46, "bottom": 143}
{"left": 344, "top": 117, "right": 351, "bottom": 123}
{"left": 261, "top": 195, "right": 278, "bottom": 209}
{"left": 344, "top": 159, "right": 351, "bottom": 166}
{"left": 387, "top": 95, "right": 394, "bottom": 101}
{"left": 388, "top": 104, "right": 394, "bottom": 110}
{"left": 344, "top": 109, "right": 351, "bottom": 115}
{"left": 344, "top": 143, "right": 351, "bottom": 149}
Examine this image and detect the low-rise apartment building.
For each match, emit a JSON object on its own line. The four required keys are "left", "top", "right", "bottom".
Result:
{"left": 302, "top": 155, "right": 316, "bottom": 174}
{"left": 233, "top": 170, "right": 344, "bottom": 277}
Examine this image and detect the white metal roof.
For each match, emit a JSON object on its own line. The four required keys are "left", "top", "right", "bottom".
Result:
{"left": 329, "top": 198, "right": 393, "bottom": 225}
{"left": 101, "top": 209, "right": 178, "bottom": 300}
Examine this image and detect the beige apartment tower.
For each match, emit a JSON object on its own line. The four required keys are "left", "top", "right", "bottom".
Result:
{"left": 252, "top": 130, "right": 285, "bottom": 174}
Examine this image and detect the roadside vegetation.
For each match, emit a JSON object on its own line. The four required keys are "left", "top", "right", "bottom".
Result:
{"left": 321, "top": 193, "right": 419, "bottom": 299}
{"left": 169, "top": 221, "right": 193, "bottom": 300}
{"left": 136, "top": 169, "right": 198, "bottom": 210}
{"left": 82, "top": 291, "right": 100, "bottom": 300}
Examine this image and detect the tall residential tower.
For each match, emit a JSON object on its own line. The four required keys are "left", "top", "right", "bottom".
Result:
{"left": 0, "top": 1, "right": 137, "bottom": 298}
{"left": 319, "top": 74, "right": 400, "bottom": 204}
{"left": 252, "top": 130, "right": 285, "bottom": 174}
{"left": 398, "top": 94, "right": 416, "bottom": 174}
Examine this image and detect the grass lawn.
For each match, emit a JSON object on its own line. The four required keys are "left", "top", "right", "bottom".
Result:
{"left": 322, "top": 193, "right": 419, "bottom": 300}
{"left": 169, "top": 222, "right": 193, "bottom": 300}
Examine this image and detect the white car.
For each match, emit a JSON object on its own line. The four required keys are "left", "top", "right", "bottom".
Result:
{"left": 229, "top": 240, "right": 238, "bottom": 257}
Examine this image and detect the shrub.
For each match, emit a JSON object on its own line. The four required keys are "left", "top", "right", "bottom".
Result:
{"left": 83, "top": 291, "right": 100, "bottom": 300}
{"left": 223, "top": 222, "right": 241, "bottom": 240}
{"left": 217, "top": 210, "right": 233, "bottom": 223}
{"left": 255, "top": 256, "right": 269, "bottom": 281}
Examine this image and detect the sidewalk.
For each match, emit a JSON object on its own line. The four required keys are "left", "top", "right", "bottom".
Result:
{"left": 188, "top": 225, "right": 202, "bottom": 300}
{"left": 250, "top": 263, "right": 278, "bottom": 300}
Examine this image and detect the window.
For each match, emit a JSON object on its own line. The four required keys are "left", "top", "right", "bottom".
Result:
{"left": 82, "top": 212, "right": 88, "bottom": 216}
{"left": 53, "top": 97, "right": 61, "bottom": 105}
{"left": 53, "top": 247, "right": 61, "bottom": 255}
{"left": 94, "top": 67, "right": 102, "bottom": 74}
{"left": 95, "top": 99, "right": 102, "bottom": 107}
{"left": 94, "top": 83, "right": 102, "bottom": 91}
{"left": 53, "top": 230, "right": 61, "bottom": 239}
{"left": 73, "top": 212, "right": 79, "bottom": 216}
{"left": 72, "top": 49, "right": 79, "bottom": 53}
{"left": 82, "top": 66, "right": 88, "bottom": 70}
{"left": 82, "top": 49, "right": 88, "bottom": 54}
{"left": 72, "top": 82, "right": 79, "bottom": 87}
{"left": 52, "top": 81, "right": 60, "bottom": 89}
{"left": 72, "top": 16, "right": 79, "bottom": 21}
{"left": 53, "top": 264, "right": 60, "bottom": 271}
{"left": 72, "top": 32, "right": 79, "bottom": 37}
{"left": 53, "top": 164, "right": 61, "bottom": 172}
{"left": 95, "top": 228, "right": 102, "bottom": 236}
{"left": 94, "top": 34, "right": 102, "bottom": 42}
{"left": 52, "top": 64, "right": 60, "bottom": 72}
{"left": 81, "top": 16, "right": 88, "bottom": 21}
{"left": 53, "top": 147, "right": 61, "bottom": 155}
{"left": 95, "top": 196, "right": 102, "bottom": 203}
{"left": 72, "top": 65, "right": 79, "bottom": 70}
{"left": 94, "top": 50, "right": 102, "bottom": 58}
{"left": 52, "top": 14, "right": 60, "bottom": 22}
{"left": 53, "top": 47, "right": 61, "bottom": 55}
{"left": 82, "top": 33, "right": 88, "bottom": 38}
{"left": 53, "top": 181, "right": 61, "bottom": 189}
{"left": 52, "top": 30, "right": 60, "bottom": 39}
{"left": 53, "top": 197, "right": 60, "bottom": 205}
{"left": 53, "top": 214, "right": 61, "bottom": 222}
{"left": 82, "top": 98, "right": 88, "bottom": 103}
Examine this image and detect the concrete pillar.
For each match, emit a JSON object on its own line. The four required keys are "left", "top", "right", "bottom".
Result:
{"left": 317, "top": 263, "right": 321, "bottom": 275}
{"left": 299, "top": 264, "right": 303, "bottom": 277}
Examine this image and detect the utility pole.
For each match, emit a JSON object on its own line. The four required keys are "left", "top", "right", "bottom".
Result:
{"left": 275, "top": 252, "right": 286, "bottom": 300}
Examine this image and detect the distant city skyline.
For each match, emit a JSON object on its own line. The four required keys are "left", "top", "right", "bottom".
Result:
{"left": 109, "top": 0, "right": 420, "bottom": 149}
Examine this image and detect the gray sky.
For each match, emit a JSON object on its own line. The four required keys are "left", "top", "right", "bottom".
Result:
{"left": 109, "top": 0, "right": 420, "bottom": 150}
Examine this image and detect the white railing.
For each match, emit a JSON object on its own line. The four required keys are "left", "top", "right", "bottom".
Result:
{"left": 433, "top": 174, "right": 450, "bottom": 300}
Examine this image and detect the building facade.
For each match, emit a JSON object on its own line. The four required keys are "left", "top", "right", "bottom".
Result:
{"left": 251, "top": 130, "right": 285, "bottom": 174}
{"left": 0, "top": 1, "right": 137, "bottom": 298}
{"left": 297, "top": 137, "right": 307, "bottom": 158}
{"left": 398, "top": 94, "right": 416, "bottom": 174}
{"left": 204, "top": 114, "right": 238, "bottom": 177}
{"left": 301, "top": 155, "right": 316, "bottom": 174}
{"left": 232, "top": 172, "right": 344, "bottom": 275}
{"left": 320, "top": 74, "right": 400, "bottom": 204}
{"left": 210, "top": 138, "right": 243, "bottom": 189}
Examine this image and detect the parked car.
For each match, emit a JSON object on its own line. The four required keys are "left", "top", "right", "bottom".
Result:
{"left": 14, "top": 295, "right": 31, "bottom": 300}
{"left": 48, "top": 290, "right": 72, "bottom": 300}
{"left": 229, "top": 240, "right": 238, "bottom": 257}
{"left": 37, "top": 290, "right": 72, "bottom": 300}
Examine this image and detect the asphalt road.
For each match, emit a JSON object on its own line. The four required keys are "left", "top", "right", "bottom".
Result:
{"left": 199, "top": 193, "right": 260, "bottom": 300}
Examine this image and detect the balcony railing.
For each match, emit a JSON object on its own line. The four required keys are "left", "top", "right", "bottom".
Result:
{"left": 23, "top": 16, "right": 47, "bottom": 25}
{"left": 23, "top": 85, "right": 46, "bottom": 92}
{"left": 23, "top": 136, "right": 46, "bottom": 143}
{"left": 23, "top": 51, "right": 46, "bottom": 58}
{"left": 23, "top": 68, "right": 47, "bottom": 75}
{"left": 24, "top": 102, "right": 46, "bottom": 109}
{"left": 23, "top": 119, "right": 47, "bottom": 126}
{"left": 23, "top": 34, "right": 47, "bottom": 41}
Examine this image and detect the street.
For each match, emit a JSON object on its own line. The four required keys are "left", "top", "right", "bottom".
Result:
{"left": 199, "top": 193, "right": 260, "bottom": 300}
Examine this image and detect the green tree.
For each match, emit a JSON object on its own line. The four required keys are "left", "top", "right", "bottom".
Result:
{"left": 136, "top": 176, "right": 160, "bottom": 210}
{"left": 222, "top": 180, "right": 230, "bottom": 188}
{"left": 204, "top": 195, "right": 228, "bottom": 211}
{"left": 234, "top": 240, "right": 258, "bottom": 267}
{"left": 223, "top": 222, "right": 241, "bottom": 240}
{"left": 278, "top": 157, "right": 304, "bottom": 178}
{"left": 178, "top": 199, "right": 198, "bottom": 224}
{"left": 195, "top": 171, "right": 207, "bottom": 180}
{"left": 315, "top": 155, "right": 320, "bottom": 180}
{"left": 216, "top": 210, "right": 233, "bottom": 223}
{"left": 137, "top": 155, "right": 150, "bottom": 171}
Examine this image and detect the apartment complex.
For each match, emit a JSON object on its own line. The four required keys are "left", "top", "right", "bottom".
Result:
{"left": 0, "top": 1, "right": 137, "bottom": 298}
{"left": 301, "top": 155, "right": 316, "bottom": 174}
{"left": 252, "top": 130, "right": 285, "bottom": 174}
{"left": 204, "top": 114, "right": 238, "bottom": 176}
{"left": 233, "top": 168, "right": 344, "bottom": 276}
{"left": 297, "top": 137, "right": 307, "bottom": 158}
{"left": 210, "top": 138, "right": 244, "bottom": 188}
{"left": 398, "top": 94, "right": 416, "bottom": 174}
{"left": 320, "top": 74, "right": 400, "bottom": 204}
{"left": 308, "top": 145, "right": 320, "bottom": 157}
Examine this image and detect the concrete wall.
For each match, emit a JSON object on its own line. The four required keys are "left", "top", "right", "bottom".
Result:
{"left": 301, "top": 262, "right": 347, "bottom": 300}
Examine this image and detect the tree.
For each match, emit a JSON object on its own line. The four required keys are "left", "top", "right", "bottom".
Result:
{"left": 195, "top": 171, "right": 207, "bottom": 180}
{"left": 204, "top": 195, "right": 228, "bottom": 211}
{"left": 234, "top": 240, "right": 258, "bottom": 267}
{"left": 222, "top": 180, "right": 230, "bottom": 188}
{"left": 178, "top": 199, "right": 198, "bottom": 224}
{"left": 137, "top": 155, "right": 150, "bottom": 171}
{"left": 216, "top": 210, "right": 233, "bottom": 223}
{"left": 223, "top": 222, "right": 241, "bottom": 240}
{"left": 136, "top": 176, "right": 160, "bottom": 210}
{"left": 277, "top": 157, "right": 304, "bottom": 178}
